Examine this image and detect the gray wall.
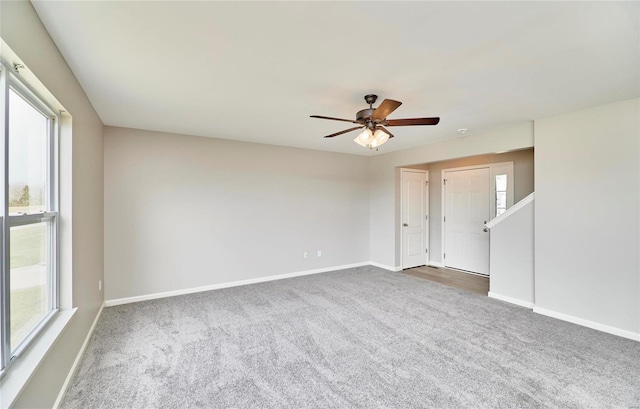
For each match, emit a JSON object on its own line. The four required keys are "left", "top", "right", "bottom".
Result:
{"left": 489, "top": 197, "right": 535, "bottom": 305}
{"left": 104, "top": 127, "right": 370, "bottom": 301}
{"left": 1, "top": 1, "right": 104, "bottom": 408}
{"left": 535, "top": 98, "right": 639, "bottom": 335}
{"left": 424, "top": 148, "right": 534, "bottom": 264}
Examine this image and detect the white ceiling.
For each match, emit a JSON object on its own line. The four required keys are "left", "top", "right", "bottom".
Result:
{"left": 32, "top": 1, "right": 639, "bottom": 156}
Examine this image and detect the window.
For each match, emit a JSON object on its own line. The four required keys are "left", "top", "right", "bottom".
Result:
{"left": 495, "top": 174, "right": 507, "bottom": 217}
{"left": 489, "top": 162, "right": 514, "bottom": 220}
{"left": 0, "top": 63, "right": 59, "bottom": 375}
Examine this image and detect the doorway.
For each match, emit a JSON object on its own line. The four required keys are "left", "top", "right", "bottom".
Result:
{"left": 401, "top": 169, "right": 428, "bottom": 269}
{"left": 441, "top": 162, "right": 514, "bottom": 276}
{"left": 443, "top": 167, "right": 490, "bottom": 275}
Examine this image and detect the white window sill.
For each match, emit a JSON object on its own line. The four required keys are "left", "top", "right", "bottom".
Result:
{"left": 0, "top": 308, "right": 77, "bottom": 409}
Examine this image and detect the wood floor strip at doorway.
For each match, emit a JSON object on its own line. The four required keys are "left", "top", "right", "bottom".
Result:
{"left": 401, "top": 265, "right": 489, "bottom": 295}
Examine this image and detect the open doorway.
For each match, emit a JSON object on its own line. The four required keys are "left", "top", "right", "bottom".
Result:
{"left": 398, "top": 148, "right": 534, "bottom": 278}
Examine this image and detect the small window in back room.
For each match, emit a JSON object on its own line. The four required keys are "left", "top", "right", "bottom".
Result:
{"left": 495, "top": 174, "right": 507, "bottom": 217}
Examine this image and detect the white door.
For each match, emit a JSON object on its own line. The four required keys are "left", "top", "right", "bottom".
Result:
{"left": 443, "top": 168, "right": 490, "bottom": 275}
{"left": 401, "top": 169, "right": 428, "bottom": 269}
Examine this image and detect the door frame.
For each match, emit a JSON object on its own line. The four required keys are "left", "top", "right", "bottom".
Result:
{"left": 441, "top": 162, "right": 514, "bottom": 271}
{"left": 400, "top": 168, "right": 429, "bottom": 270}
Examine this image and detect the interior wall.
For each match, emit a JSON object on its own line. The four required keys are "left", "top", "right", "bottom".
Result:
{"left": 426, "top": 148, "right": 534, "bottom": 264}
{"left": 534, "top": 97, "right": 639, "bottom": 336}
{"left": 104, "top": 127, "right": 370, "bottom": 301}
{"left": 489, "top": 197, "right": 535, "bottom": 305}
{"left": 369, "top": 123, "right": 534, "bottom": 269}
{"left": 1, "top": 1, "right": 105, "bottom": 408}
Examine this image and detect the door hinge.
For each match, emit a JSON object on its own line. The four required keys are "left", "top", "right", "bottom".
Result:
{"left": 444, "top": 216, "right": 446, "bottom": 222}
{"left": 426, "top": 181, "right": 429, "bottom": 185}
{"left": 425, "top": 248, "right": 428, "bottom": 253}
{"left": 443, "top": 179, "right": 447, "bottom": 185}
{"left": 425, "top": 215, "right": 428, "bottom": 220}
{"left": 444, "top": 253, "right": 446, "bottom": 259}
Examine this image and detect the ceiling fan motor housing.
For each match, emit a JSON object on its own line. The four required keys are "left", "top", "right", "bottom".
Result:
{"left": 356, "top": 108, "right": 376, "bottom": 122}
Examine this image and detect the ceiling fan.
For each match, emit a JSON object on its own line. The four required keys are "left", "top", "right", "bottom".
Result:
{"left": 310, "top": 94, "right": 440, "bottom": 150}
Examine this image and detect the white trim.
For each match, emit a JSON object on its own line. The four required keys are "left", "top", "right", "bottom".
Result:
{"left": 488, "top": 292, "right": 534, "bottom": 309}
{"left": 486, "top": 192, "right": 534, "bottom": 229}
{"left": 105, "top": 262, "right": 370, "bottom": 306}
{"left": 52, "top": 303, "right": 104, "bottom": 409}
{"left": 428, "top": 261, "right": 445, "bottom": 268}
{"left": 439, "top": 162, "right": 514, "bottom": 174}
{"left": 533, "top": 306, "right": 640, "bottom": 342}
{"left": 370, "top": 262, "right": 402, "bottom": 272}
{"left": 426, "top": 170, "right": 430, "bottom": 267}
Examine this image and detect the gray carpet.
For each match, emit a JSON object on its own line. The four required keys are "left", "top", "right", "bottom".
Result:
{"left": 62, "top": 266, "right": 640, "bottom": 408}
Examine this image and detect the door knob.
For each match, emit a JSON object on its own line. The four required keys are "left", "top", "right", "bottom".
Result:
{"left": 403, "top": 223, "right": 408, "bottom": 227}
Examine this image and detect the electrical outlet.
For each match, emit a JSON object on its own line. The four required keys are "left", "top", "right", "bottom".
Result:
{"left": 98, "top": 280, "right": 102, "bottom": 291}
{"left": 317, "top": 250, "right": 321, "bottom": 257}
{"left": 303, "top": 252, "right": 308, "bottom": 259}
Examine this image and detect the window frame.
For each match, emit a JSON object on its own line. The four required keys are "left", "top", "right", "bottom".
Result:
{"left": 0, "top": 61, "right": 60, "bottom": 376}
{"left": 489, "top": 162, "right": 514, "bottom": 219}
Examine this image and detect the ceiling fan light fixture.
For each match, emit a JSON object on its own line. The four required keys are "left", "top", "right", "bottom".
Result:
{"left": 373, "top": 129, "right": 389, "bottom": 146}
{"left": 354, "top": 128, "right": 390, "bottom": 149}
{"left": 354, "top": 128, "right": 373, "bottom": 147}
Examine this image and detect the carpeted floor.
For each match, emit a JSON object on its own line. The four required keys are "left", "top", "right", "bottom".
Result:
{"left": 61, "top": 266, "right": 640, "bottom": 408}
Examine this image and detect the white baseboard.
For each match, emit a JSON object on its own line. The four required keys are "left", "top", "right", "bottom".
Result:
{"left": 105, "top": 262, "right": 370, "bottom": 307}
{"left": 369, "top": 262, "right": 402, "bottom": 272}
{"left": 488, "top": 292, "right": 534, "bottom": 309}
{"left": 533, "top": 306, "right": 640, "bottom": 342}
{"left": 428, "top": 261, "right": 445, "bottom": 268}
{"left": 53, "top": 302, "right": 105, "bottom": 409}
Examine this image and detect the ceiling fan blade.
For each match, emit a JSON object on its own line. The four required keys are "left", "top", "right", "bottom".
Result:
{"left": 371, "top": 99, "right": 402, "bottom": 121}
{"left": 378, "top": 126, "right": 395, "bottom": 139}
{"left": 310, "top": 115, "right": 361, "bottom": 124}
{"left": 323, "top": 126, "right": 363, "bottom": 138}
{"left": 386, "top": 117, "right": 440, "bottom": 126}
